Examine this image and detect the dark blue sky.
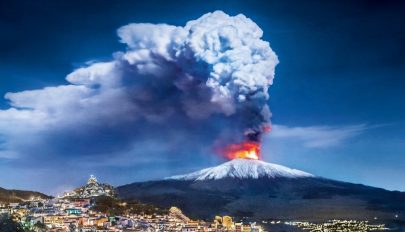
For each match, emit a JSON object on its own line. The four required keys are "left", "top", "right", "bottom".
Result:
{"left": 0, "top": 0, "right": 404, "bottom": 194}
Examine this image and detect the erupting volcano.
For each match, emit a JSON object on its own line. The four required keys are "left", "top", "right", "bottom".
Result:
{"left": 220, "top": 141, "right": 261, "bottom": 160}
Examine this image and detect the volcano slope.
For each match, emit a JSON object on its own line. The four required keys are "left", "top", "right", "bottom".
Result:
{"left": 117, "top": 159, "right": 405, "bottom": 223}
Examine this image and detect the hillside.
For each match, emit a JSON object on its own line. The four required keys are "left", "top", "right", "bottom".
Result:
{"left": 0, "top": 187, "right": 50, "bottom": 203}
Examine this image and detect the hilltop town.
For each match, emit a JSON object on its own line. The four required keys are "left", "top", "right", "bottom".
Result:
{"left": 61, "top": 175, "right": 116, "bottom": 199}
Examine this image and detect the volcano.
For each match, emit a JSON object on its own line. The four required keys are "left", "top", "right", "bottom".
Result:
{"left": 167, "top": 159, "right": 314, "bottom": 180}
{"left": 117, "top": 159, "right": 405, "bottom": 224}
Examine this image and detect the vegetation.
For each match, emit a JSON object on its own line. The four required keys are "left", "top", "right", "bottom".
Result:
{"left": 0, "top": 214, "right": 25, "bottom": 232}
{"left": 91, "top": 196, "right": 168, "bottom": 217}
{"left": 0, "top": 214, "right": 50, "bottom": 232}
{"left": 31, "top": 222, "right": 47, "bottom": 232}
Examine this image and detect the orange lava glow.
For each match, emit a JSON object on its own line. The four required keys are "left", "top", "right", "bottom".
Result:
{"left": 220, "top": 141, "right": 261, "bottom": 160}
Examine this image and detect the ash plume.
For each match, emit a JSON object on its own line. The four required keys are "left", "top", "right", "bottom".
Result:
{"left": 0, "top": 11, "right": 278, "bottom": 162}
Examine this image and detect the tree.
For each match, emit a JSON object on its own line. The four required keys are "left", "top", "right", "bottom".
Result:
{"left": 68, "top": 223, "right": 76, "bottom": 232}
{"left": 32, "top": 221, "right": 47, "bottom": 232}
{"left": 0, "top": 214, "right": 25, "bottom": 232}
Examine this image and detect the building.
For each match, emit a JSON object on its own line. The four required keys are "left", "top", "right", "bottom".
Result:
{"left": 182, "top": 221, "right": 199, "bottom": 232}
{"left": 74, "top": 198, "right": 91, "bottom": 208}
{"left": 65, "top": 208, "right": 82, "bottom": 215}
{"left": 169, "top": 207, "right": 190, "bottom": 223}
{"left": 222, "top": 216, "right": 233, "bottom": 229}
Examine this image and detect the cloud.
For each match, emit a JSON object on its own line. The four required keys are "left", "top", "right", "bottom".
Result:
{"left": 0, "top": 11, "right": 278, "bottom": 166}
{"left": 269, "top": 124, "right": 368, "bottom": 148}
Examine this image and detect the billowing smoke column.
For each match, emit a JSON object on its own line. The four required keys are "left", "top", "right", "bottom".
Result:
{"left": 0, "top": 11, "right": 278, "bottom": 162}
{"left": 154, "top": 11, "right": 278, "bottom": 159}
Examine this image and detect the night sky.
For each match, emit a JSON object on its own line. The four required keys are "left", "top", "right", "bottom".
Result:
{"left": 0, "top": 0, "right": 404, "bottom": 194}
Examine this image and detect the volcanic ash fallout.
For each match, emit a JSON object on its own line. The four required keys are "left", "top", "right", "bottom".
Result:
{"left": 0, "top": 11, "right": 278, "bottom": 161}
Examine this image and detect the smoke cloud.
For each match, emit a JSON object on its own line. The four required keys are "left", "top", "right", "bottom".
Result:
{"left": 0, "top": 11, "right": 278, "bottom": 163}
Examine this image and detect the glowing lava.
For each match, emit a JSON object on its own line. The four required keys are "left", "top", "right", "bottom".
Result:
{"left": 220, "top": 141, "right": 260, "bottom": 160}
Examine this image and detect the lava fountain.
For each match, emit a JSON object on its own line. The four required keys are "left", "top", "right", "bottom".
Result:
{"left": 219, "top": 141, "right": 261, "bottom": 160}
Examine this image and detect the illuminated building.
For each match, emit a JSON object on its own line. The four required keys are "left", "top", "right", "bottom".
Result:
{"left": 222, "top": 215, "right": 233, "bottom": 229}
{"left": 65, "top": 208, "right": 82, "bottom": 215}
{"left": 169, "top": 206, "right": 190, "bottom": 223}
{"left": 74, "top": 198, "right": 90, "bottom": 208}
{"left": 182, "top": 221, "right": 199, "bottom": 232}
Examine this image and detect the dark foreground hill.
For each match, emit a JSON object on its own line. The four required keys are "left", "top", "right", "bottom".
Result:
{"left": 0, "top": 187, "right": 50, "bottom": 203}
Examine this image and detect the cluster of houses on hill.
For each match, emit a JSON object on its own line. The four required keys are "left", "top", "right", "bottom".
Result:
{"left": 61, "top": 175, "right": 116, "bottom": 199}
{"left": 0, "top": 175, "right": 264, "bottom": 231}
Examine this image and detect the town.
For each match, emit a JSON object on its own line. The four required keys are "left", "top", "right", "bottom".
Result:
{"left": 0, "top": 175, "right": 265, "bottom": 232}
{"left": 283, "top": 220, "right": 388, "bottom": 231}
{"left": 0, "top": 175, "right": 391, "bottom": 232}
